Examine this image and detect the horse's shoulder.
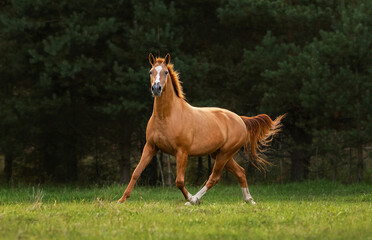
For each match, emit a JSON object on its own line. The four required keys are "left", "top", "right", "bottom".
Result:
{"left": 146, "top": 115, "right": 155, "bottom": 128}
{"left": 145, "top": 116, "right": 157, "bottom": 137}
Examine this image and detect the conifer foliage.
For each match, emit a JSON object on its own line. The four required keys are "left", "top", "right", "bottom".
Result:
{"left": 0, "top": 0, "right": 371, "bottom": 183}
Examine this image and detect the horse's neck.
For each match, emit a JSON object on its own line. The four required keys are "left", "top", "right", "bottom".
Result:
{"left": 153, "top": 78, "right": 184, "bottom": 119}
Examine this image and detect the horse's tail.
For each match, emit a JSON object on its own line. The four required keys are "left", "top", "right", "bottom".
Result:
{"left": 240, "top": 114, "right": 286, "bottom": 171}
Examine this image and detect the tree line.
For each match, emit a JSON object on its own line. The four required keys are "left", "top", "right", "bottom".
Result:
{"left": 0, "top": 0, "right": 371, "bottom": 184}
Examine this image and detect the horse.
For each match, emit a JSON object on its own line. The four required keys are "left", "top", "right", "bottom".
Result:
{"left": 118, "top": 53, "right": 285, "bottom": 205}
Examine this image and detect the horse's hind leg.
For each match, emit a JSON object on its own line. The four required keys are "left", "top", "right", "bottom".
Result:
{"left": 225, "top": 158, "right": 256, "bottom": 205}
{"left": 187, "top": 151, "right": 233, "bottom": 205}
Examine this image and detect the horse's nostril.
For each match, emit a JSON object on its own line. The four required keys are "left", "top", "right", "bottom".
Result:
{"left": 152, "top": 86, "right": 155, "bottom": 91}
{"left": 158, "top": 86, "right": 161, "bottom": 91}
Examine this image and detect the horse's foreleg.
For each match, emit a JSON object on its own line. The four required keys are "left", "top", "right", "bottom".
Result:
{"left": 118, "top": 143, "right": 158, "bottom": 203}
{"left": 225, "top": 158, "right": 256, "bottom": 205}
{"left": 187, "top": 152, "right": 232, "bottom": 205}
{"left": 175, "top": 150, "right": 193, "bottom": 201}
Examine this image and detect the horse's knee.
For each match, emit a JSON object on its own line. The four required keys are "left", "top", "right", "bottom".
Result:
{"left": 175, "top": 179, "right": 184, "bottom": 189}
{"left": 132, "top": 171, "right": 140, "bottom": 181}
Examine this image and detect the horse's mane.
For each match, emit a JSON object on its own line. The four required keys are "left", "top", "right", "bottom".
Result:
{"left": 155, "top": 57, "right": 185, "bottom": 100}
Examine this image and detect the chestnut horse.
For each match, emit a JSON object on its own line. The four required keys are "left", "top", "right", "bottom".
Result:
{"left": 118, "top": 53, "right": 284, "bottom": 205}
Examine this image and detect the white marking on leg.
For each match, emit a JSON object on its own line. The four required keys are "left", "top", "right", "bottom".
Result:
{"left": 195, "top": 186, "right": 208, "bottom": 199}
{"left": 242, "top": 187, "right": 256, "bottom": 205}
{"left": 187, "top": 192, "right": 193, "bottom": 201}
{"left": 155, "top": 66, "right": 162, "bottom": 83}
{"left": 185, "top": 192, "right": 194, "bottom": 205}
{"left": 189, "top": 186, "right": 208, "bottom": 205}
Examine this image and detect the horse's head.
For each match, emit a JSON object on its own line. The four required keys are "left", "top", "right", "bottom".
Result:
{"left": 149, "top": 53, "right": 170, "bottom": 97}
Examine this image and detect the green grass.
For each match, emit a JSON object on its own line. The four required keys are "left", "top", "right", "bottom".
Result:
{"left": 0, "top": 181, "right": 371, "bottom": 240}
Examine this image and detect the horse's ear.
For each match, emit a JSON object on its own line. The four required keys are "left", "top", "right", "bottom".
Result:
{"left": 149, "top": 53, "right": 156, "bottom": 66}
{"left": 164, "top": 53, "right": 170, "bottom": 65}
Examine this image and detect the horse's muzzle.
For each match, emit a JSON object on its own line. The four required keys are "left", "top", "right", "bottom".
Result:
{"left": 151, "top": 82, "right": 162, "bottom": 96}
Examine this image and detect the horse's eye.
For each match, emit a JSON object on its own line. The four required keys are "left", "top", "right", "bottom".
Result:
{"left": 165, "top": 71, "right": 168, "bottom": 75}
{"left": 149, "top": 71, "right": 152, "bottom": 75}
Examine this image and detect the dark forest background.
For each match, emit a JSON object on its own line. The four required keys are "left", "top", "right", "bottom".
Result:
{"left": 0, "top": 0, "right": 371, "bottom": 185}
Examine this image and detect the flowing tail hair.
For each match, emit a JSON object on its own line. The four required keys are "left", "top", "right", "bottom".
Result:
{"left": 240, "top": 114, "right": 286, "bottom": 172}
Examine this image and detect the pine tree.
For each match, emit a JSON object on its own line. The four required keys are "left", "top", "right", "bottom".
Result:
{"left": 298, "top": 1, "right": 372, "bottom": 181}
{"left": 217, "top": 0, "right": 336, "bottom": 180}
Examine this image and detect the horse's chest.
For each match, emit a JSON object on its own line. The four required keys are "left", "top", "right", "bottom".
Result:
{"left": 149, "top": 124, "right": 188, "bottom": 154}
{"left": 148, "top": 128, "right": 179, "bottom": 154}
{"left": 153, "top": 131, "right": 169, "bottom": 145}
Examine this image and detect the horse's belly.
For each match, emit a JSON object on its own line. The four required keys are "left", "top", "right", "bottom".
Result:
{"left": 189, "top": 145, "right": 221, "bottom": 156}
{"left": 152, "top": 129, "right": 223, "bottom": 156}
{"left": 188, "top": 132, "right": 225, "bottom": 156}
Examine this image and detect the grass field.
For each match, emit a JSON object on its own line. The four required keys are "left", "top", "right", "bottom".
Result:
{"left": 0, "top": 181, "right": 371, "bottom": 240}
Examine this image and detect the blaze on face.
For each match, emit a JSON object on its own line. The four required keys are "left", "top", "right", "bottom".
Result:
{"left": 149, "top": 53, "right": 170, "bottom": 97}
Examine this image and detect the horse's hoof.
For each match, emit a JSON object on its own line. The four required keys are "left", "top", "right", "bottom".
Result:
{"left": 184, "top": 202, "right": 192, "bottom": 206}
{"left": 245, "top": 198, "right": 256, "bottom": 205}
{"left": 189, "top": 196, "right": 200, "bottom": 205}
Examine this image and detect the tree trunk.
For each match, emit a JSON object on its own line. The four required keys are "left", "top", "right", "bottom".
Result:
{"left": 357, "top": 145, "right": 363, "bottom": 182}
{"left": 355, "top": 67, "right": 363, "bottom": 182}
{"left": 166, "top": 154, "right": 172, "bottom": 186}
{"left": 349, "top": 148, "right": 353, "bottom": 182}
{"left": 208, "top": 155, "right": 212, "bottom": 175}
{"left": 65, "top": 141, "right": 78, "bottom": 182}
{"left": 43, "top": 135, "right": 57, "bottom": 182}
{"left": 196, "top": 156, "right": 203, "bottom": 184}
{"left": 289, "top": 126, "right": 312, "bottom": 181}
{"left": 157, "top": 152, "right": 165, "bottom": 187}
{"left": 4, "top": 153, "right": 13, "bottom": 183}
{"left": 332, "top": 160, "right": 338, "bottom": 182}
{"left": 119, "top": 142, "right": 131, "bottom": 184}
{"left": 279, "top": 158, "right": 283, "bottom": 184}
{"left": 290, "top": 148, "right": 310, "bottom": 181}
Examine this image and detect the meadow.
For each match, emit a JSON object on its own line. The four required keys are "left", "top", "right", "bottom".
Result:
{"left": 0, "top": 181, "right": 371, "bottom": 240}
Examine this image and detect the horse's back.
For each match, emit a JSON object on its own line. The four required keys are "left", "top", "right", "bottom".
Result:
{"left": 189, "top": 106, "right": 247, "bottom": 154}
{"left": 192, "top": 106, "right": 246, "bottom": 131}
